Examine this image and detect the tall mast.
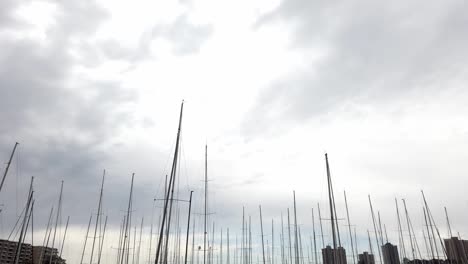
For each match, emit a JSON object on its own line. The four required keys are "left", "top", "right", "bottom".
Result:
{"left": 367, "top": 230, "right": 373, "bottom": 257}
{"left": 368, "top": 195, "right": 382, "bottom": 264}
{"left": 311, "top": 209, "right": 318, "bottom": 264}
{"left": 423, "top": 207, "right": 435, "bottom": 260}
{"left": 260, "top": 205, "right": 266, "bottom": 264}
{"left": 394, "top": 198, "right": 406, "bottom": 262}
{"left": 90, "top": 170, "right": 106, "bottom": 264}
{"left": 330, "top": 173, "right": 342, "bottom": 249}
{"left": 288, "top": 208, "right": 293, "bottom": 264}
{"left": 281, "top": 213, "right": 285, "bottom": 264}
{"left": 137, "top": 218, "right": 144, "bottom": 264}
{"left": 384, "top": 225, "right": 388, "bottom": 244}
{"left": 421, "top": 190, "right": 447, "bottom": 259}
{"left": 185, "top": 191, "right": 194, "bottom": 264}
{"left": 298, "top": 226, "right": 304, "bottom": 264}
{"left": 204, "top": 144, "right": 208, "bottom": 264}
{"left": 132, "top": 225, "right": 137, "bottom": 264}
{"left": 227, "top": 229, "right": 230, "bottom": 264}
{"left": 444, "top": 207, "right": 453, "bottom": 238}
{"left": 325, "top": 154, "right": 337, "bottom": 250}
{"left": 192, "top": 218, "right": 196, "bottom": 264}
{"left": 116, "top": 216, "right": 124, "bottom": 264}
{"left": 221, "top": 228, "right": 223, "bottom": 264}
{"left": 59, "top": 216, "right": 70, "bottom": 260}
{"left": 272, "top": 219, "right": 274, "bottom": 264}
{"left": 49, "top": 180, "right": 64, "bottom": 264}
{"left": 353, "top": 228, "right": 359, "bottom": 261}
{"left": 0, "top": 142, "right": 19, "bottom": 194}
{"left": 122, "top": 173, "right": 135, "bottom": 264}
{"left": 377, "top": 212, "right": 384, "bottom": 246}
{"left": 344, "top": 191, "right": 355, "bottom": 264}
{"left": 155, "top": 101, "right": 184, "bottom": 264}
{"left": 240, "top": 206, "right": 247, "bottom": 264}
{"left": 425, "top": 203, "right": 440, "bottom": 260}
{"left": 317, "top": 204, "right": 325, "bottom": 249}
{"left": 13, "top": 177, "right": 33, "bottom": 264}
{"left": 402, "top": 199, "right": 415, "bottom": 260}
{"left": 80, "top": 214, "right": 93, "bottom": 264}
{"left": 149, "top": 199, "right": 156, "bottom": 264}
{"left": 39, "top": 207, "right": 54, "bottom": 264}
{"left": 97, "top": 216, "right": 108, "bottom": 264}
{"left": 211, "top": 222, "right": 216, "bottom": 264}
{"left": 293, "top": 191, "right": 300, "bottom": 264}
{"left": 249, "top": 216, "right": 252, "bottom": 264}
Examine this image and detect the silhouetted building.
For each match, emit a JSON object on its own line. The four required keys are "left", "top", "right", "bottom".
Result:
{"left": 322, "top": 245, "right": 347, "bottom": 264}
{"left": 358, "top": 251, "right": 375, "bottom": 264}
{"left": 444, "top": 236, "right": 468, "bottom": 263}
{"left": 0, "top": 239, "right": 65, "bottom": 264}
{"left": 382, "top": 242, "right": 400, "bottom": 264}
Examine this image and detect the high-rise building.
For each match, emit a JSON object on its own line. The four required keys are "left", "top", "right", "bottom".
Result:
{"left": 322, "top": 245, "right": 347, "bottom": 264}
{"left": 358, "top": 251, "right": 375, "bottom": 264}
{"left": 444, "top": 236, "right": 468, "bottom": 263}
{"left": 0, "top": 239, "right": 66, "bottom": 264}
{"left": 382, "top": 242, "right": 400, "bottom": 264}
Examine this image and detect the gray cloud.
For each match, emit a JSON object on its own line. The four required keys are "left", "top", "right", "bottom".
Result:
{"left": 0, "top": 0, "right": 138, "bottom": 229}
{"left": 244, "top": 0, "right": 468, "bottom": 138}
{"left": 151, "top": 14, "right": 214, "bottom": 55}
{"left": 98, "top": 13, "right": 214, "bottom": 65}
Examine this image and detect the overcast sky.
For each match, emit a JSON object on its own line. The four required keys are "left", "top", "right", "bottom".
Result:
{"left": 1, "top": 0, "right": 468, "bottom": 263}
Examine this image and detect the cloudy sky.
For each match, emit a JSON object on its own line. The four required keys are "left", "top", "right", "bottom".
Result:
{"left": 1, "top": 0, "right": 468, "bottom": 263}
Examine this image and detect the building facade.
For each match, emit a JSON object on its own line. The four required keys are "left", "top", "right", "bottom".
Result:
{"left": 358, "top": 251, "right": 375, "bottom": 264}
{"left": 322, "top": 245, "right": 347, "bottom": 264}
{"left": 444, "top": 237, "right": 468, "bottom": 264}
{"left": 0, "top": 239, "right": 65, "bottom": 264}
{"left": 382, "top": 242, "right": 400, "bottom": 264}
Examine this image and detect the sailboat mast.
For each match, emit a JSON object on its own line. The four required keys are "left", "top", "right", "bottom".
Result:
{"left": 154, "top": 101, "right": 184, "bottom": 264}
{"left": 137, "top": 217, "right": 144, "bottom": 264}
{"left": 272, "top": 219, "right": 274, "bottom": 264}
{"left": 423, "top": 207, "right": 435, "bottom": 260}
{"left": 395, "top": 198, "right": 406, "bottom": 261}
{"left": 288, "top": 208, "right": 293, "bottom": 264}
{"left": 0, "top": 142, "right": 19, "bottom": 194}
{"left": 421, "top": 190, "right": 447, "bottom": 259}
{"left": 39, "top": 207, "right": 54, "bottom": 264}
{"left": 80, "top": 214, "right": 92, "bottom": 264}
{"left": 49, "top": 180, "right": 64, "bottom": 264}
{"left": 293, "top": 192, "right": 299, "bottom": 264}
{"left": 204, "top": 144, "right": 208, "bottom": 264}
{"left": 185, "top": 191, "right": 194, "bottom": 264}
{"left": 221, "top": 228, "right": 223, "bottom": 264}
{"left": 311, "top": 209, "right": 318, "bottom": 264}
{"left": 249, "top": 216, "right": 252, "bottom": 264}
{"left": 344, "top": 191, "right": 355, "bottom": 264}
{"left": 377, "top": 212, "right": 384, "bottom": 246}
{"left": 367, "top": 230, "right": 373, "bottom": 257}
{"left": 97, "top": 215, "right": 108, "bottom": 264}
{"left": 281, "top": 213, "right": 285, "bottom": 264}
{"left": 227, "top": 229, "right": 230, "bottom": 264}
{"left": 90, "top": 170, "right": 105, "bottom": 264}
{"left": 59, "top": 216, "right": 70, "bottom": 259}
{"left": 368, "top": 195, "right": 382, "bottom": 264}
{"left": 122, "top": 173, "right": 135, "bottom": 264}
{"left": 317, "top": 204, "right": 325, "bottom": 249}
{"left": 325, "top": 154, "right": 337, "bottom": 250}
{"left": 444, "top": 207, "right": 453, "bottom": 238}
{"left": 353, "top": 228, "right": 358, "bottom": 261}
{"left": 260, "top": 205, "right": 266, "bottom": 264}
{"left": 402, "top": 199, "right": 415, "bottom": 260}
